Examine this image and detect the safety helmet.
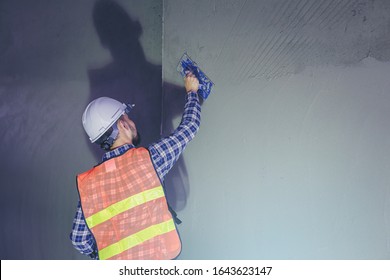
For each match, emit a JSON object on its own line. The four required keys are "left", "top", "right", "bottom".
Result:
{"left": 82, "top": 97, "right": 134, "bottom": 144}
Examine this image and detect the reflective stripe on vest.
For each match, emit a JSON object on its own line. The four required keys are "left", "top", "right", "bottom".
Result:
{"left": 77, "top": 147, "right": 181, "bottom": 260}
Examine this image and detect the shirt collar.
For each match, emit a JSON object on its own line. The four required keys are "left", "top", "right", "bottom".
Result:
{"left": 101, "top": 144, "right": 135, "bottom": 162}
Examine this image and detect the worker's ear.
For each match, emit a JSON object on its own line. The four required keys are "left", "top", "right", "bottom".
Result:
{"left": 118, "top": 119, "right": 130, "bottom": 131}
{"left": 117, "top": 119, "right": 124, "bottom": 130}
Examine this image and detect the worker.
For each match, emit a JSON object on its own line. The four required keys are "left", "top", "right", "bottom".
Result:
{"left": 70, "top": 73, "right": 200, "bottom": 260}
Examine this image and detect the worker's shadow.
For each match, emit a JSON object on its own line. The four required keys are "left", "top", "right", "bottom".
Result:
{"left": 87, "top": 0, "right": 189, "bottom": 211}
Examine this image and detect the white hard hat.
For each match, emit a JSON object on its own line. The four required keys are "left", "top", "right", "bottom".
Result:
{"left": 82, "top": 97, "right": 127, "bottom": 143}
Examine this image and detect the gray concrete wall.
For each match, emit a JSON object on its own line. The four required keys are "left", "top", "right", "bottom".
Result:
{"left": 1, "top": 0, "right": 390, "bottom": 260}
{"left": 163, "top": 0, "right": 390, "bottom": 259}
{"left": 0, "top": 0, "right": 163, "bottom": 259}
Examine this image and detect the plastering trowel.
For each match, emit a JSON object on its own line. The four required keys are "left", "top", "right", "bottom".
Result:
{"left": 177, "top": 53, "right": 214, "bottom": 99}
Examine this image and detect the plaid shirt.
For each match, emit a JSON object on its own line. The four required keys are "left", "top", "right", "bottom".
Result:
{"left": 70, "top": 92, "right": 201, "bottom": 259}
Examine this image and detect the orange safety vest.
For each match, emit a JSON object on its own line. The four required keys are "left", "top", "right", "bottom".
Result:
{"left": 77, "top": 147, "right": 181, "bottom": 260}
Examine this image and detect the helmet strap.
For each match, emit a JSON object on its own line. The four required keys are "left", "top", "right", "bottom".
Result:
{"left": 98, "top": 123, "right": 119, "bottom": 151}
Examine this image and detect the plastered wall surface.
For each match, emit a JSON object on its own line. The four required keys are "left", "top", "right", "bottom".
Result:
{"left": 0, "top": 0, "right": 162, "bottom": 259}
{"left": 163, "top": 0, "right": 390, "bottom": 259}
{"left": 1, "top": 0, "right": 390, "bottom": 260}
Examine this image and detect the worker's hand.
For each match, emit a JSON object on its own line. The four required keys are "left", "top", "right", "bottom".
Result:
{"left": 184, "top": 71, "right": 199, "bottom": 94}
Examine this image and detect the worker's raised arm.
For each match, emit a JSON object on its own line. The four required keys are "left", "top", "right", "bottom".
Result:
{"left": 149, "top": 74, "right": 201, "bottom": 180}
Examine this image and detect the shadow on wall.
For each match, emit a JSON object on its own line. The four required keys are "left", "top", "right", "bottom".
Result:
{"left": 86, "top": 0, "right": 189, "bottom": 211}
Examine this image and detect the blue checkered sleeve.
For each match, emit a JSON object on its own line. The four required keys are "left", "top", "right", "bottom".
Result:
{"left": 149, "top": 91, "right": 201, "bottom": 180}
{"left": 69, "top": 201, "right": 98, "bottom": 259}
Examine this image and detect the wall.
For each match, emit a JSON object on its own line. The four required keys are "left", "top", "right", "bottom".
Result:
{"left": 0, "top": 0, "right": 163, "bottom": 259}
{"left": 163, "top": 0, "right": 390, "bottom": 259}
{"left": 1, "top": 0, "right": 390, "bottom": 260}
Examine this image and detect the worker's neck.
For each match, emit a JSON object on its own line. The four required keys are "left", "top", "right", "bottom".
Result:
{"left": 110, "top": 139, "right": 133, "bottom": 150}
